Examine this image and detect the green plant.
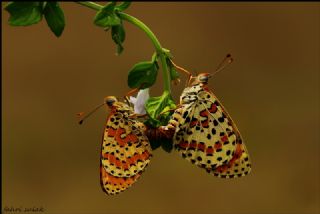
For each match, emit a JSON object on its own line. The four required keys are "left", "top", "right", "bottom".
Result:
{"left": 4, "top": 1, "right": 181, "bottom": 150}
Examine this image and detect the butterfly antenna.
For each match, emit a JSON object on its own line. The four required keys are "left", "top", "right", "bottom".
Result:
{"left": 77, "top": 102, "right": 105, "bottom": 125}
{"left": 169, "top": 59, "right": 192, "bottom": 76}
{"left": 169, "top": 59, "right": 193, "bottom": 87}
{"left": 212, "top": 54, "right": 233, "bottom": 77}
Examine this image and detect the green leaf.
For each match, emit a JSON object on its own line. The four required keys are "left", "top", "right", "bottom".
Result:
{"left": 149, "top": 139, "right": 161, "bottom": 150}
{"left": 158, "top": 101, "right": 176, "bottom": 124}
{"left": 148, "top": 137, "right": 173, "bottom": 152}
{"left": 43, "top": 2, "right": 65, "bottom": 37}
{"left": 161, "top": 138, "right": 173, "bottom": 153}
{"left": 111, "top": 22, "right": 125, "bottom": 55}
{"left": 5, "top": 2, "right": 43, "bottom": 26}
{"left": 162, "top": 48, "right": 172, "bottom": 57}
{"left": 115, "top": 2, "right": 131, "bottom": 11}
{"left": 144, "top": 91, "right": 176, "bottom": 152}
{"left": 42, "top": 2, "right": 47, "bottom": 10}
{"left": 145, "top": 91, "right": 176, "bottom": 127}
{"left": 127, "top": 54, "right": 159, "bottom": 89}
{"left": 144, "top": 116, "right": 161, "bottom": 128}
{"left": 94, "top": 2, "right": 120, "bottom": 28}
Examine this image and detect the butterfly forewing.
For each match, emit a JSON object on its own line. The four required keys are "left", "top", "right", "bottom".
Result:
{"left": 203, "top": 86, "right": 252, "bottom": 178}
{"left": 100, "top": 102, "right": 152, "bottom": 195}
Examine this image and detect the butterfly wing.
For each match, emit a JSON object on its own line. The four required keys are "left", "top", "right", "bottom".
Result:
{"left": 100, "top": 164, "right": 143, "bottom": 195}
{"left": 100, "top": 106, "right": 152, "bottom": 195}
{"left": 212, "top": 138, "right": 251, "bottom": 178}
{"left": 172, "top": 85, "right": 251, "bottom": 178}
{"left": 202, "top": 87, "right": 251, "bottom": 178}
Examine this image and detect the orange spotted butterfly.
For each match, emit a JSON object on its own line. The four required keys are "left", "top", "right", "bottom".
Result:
{"left": 79, "top": 96, "right": 152, "bottom": 195}
{"left": 161, "top": 58, "right": 251, "bottom": 178}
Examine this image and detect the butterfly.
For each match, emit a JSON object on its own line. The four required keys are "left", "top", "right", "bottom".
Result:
{"left": 78, "top": 96, "right": 152, "bottom": 195}
{"left": 160, "top": 57, "right": 251, "bottom": 178}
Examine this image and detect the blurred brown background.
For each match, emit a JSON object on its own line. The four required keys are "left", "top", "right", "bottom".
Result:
{"left": 2, "top": 2, "right": 320, "bottom": 214}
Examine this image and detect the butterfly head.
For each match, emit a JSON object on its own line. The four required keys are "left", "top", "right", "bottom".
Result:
{"left": 104, "top": 96, "right": 132, "bottom": 113}
{"left": 77, "top": 96, "right": 119, "bottom": 124}
{"left": 104, "top": 96, "right": 118, "bottom": 107}
{"left": 195, "top": 73, "right": 212, "bottom": 84}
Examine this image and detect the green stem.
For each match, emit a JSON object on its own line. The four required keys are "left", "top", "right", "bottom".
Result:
{"left": 76, "top": 1, "right": 171, "bottom": 93}
{"left": 77, "top": 2, "right": 101, "bottom": 11}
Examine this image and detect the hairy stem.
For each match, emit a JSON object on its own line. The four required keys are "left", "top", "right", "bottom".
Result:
{"left": 76, "top": 1, "right": 171, "bottom": 93}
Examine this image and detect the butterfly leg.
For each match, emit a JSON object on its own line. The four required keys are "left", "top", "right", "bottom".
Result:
{"left": 123, "top": 82, "right": 148, "bottom": 105}
{"left": 124, "top": 87, "right": 145, "bottom": 107}
{"left": 128, "top": 113, "right": 148, "bottom": 119}
{"left": 125, "top": 88, "right": 140, "bottom": 97}
{"left": 156, "top": 103, "right": 182, "bottom": 119}
{"left": 156, "top": 109, "right": 176, "bottom": 119}
{"left": 124, "top": 87, "right": 140, "bottom": 105}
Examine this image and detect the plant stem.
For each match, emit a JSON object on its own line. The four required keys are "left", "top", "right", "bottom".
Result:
{"left": 75, "top": 1, "right": 171, "bottom": 93}
{"left": 77, "top": 2, "right": 101, "bottom": 11}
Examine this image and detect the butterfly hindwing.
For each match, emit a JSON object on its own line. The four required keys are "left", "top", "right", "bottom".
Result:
{"left": 100, "top": 164, "right": 142, "bottom": 195}
{"left": 213, "top": 138, "right": 251, "bottom": 178}
{"left": 202, "top": 86, "right": 252, "bottom": 178}
{"left": 169, "top": 84, "right": 251, "bottom": 178}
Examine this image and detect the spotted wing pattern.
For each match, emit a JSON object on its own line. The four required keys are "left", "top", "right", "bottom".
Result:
{"left": 100, "top": 102, "right": 152, "bottom": 195}
{"left": 167, "top": 84, "right": 251, "bottom": 178}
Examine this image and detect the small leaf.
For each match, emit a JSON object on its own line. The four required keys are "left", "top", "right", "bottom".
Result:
{"left": 111, "top": 22, "right": 125, "bottom": 55}
{"left": 94, "top": 2, "right": 120, "bottom": 28}
{"left": 127, "top": 55, "right": 159, "bottom": 89}
{"left": 145, "top": 91, "right": 176, "bottom": 127}
{"left": 161, "top": 139, "right": 173, "bottom": 153}
{"left": 42, "top": 2, "right": 47, "bottom": 10}
{"left": 115, "top": 2, "right": 131, "bottom": 11}
{"left": 158, "top": 100, "right": 176, "bottom": 124}
{"left": 43, "top": 2, "right": 65, "bottom": 37}
{"left": 144, "top": 92, "right": 176, "bottom": 151}
{"left": 144, "top": 116, "right": 161, "bottom": 128}
{"left": 146, "top": 92, "right": 170, "bottom": 120}
{"left": 149, "top": 139, "right": 161, "bottom": 150}
{"left": 148, "top": 137, "right": 173, "bottom": 152}
{"left": 162, "top": 48, "right": 172, "bottom": 57}
{"left": 5, "top": 2, "right": 43, "bottom": 26}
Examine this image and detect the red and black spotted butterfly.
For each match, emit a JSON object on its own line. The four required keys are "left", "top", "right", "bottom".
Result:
{"left": 78, "top": 96, "right": 152, "bottom": 195}
{"left": 161, "top": 56, "right": 251, "bottom": 178}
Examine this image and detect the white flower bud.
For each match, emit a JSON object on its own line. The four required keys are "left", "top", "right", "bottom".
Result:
{"left": 129, "top": 88, "right": 150, "bottom": 114}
